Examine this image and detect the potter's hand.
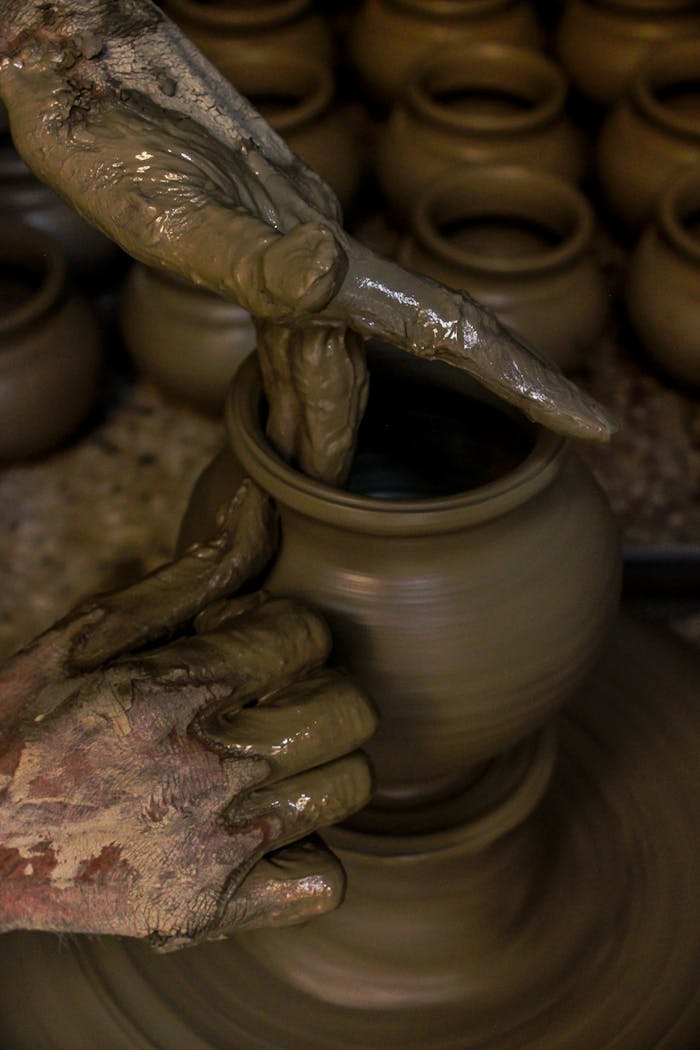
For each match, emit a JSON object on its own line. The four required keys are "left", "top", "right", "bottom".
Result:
{"left": 0, "top": 482, "right": 376, "bottom": 949}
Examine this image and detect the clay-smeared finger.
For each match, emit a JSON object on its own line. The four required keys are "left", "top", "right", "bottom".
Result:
{"left": 213, "top": 838, "right": 346, "bottom": 935}
{"left": 226, "top": 752, "right": 373, "bottom": 854}
{"left": 203, "top": 669, "right": 377, "bottom": 782}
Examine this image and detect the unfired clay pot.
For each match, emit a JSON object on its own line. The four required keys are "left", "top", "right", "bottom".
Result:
{"left": 184, "top": 349, "right": 620, "bottom": 808}
{"left": 556, "top": 0, "right": 700, "bottom": 107}
{"left": 0, "top": 137, "right": 121, "bottom": 283}
{"left": 0, "top": 224, "right": 102, "bottom": 460}
{"left": 398, "top": 166, "right": 608, "bottom": 371}
{"left": 376, "top": 43, "right": 585, "bottom": 219}
{"left": 349, "top": 0, "right": 543, "bottom": 106}
{"left": 596, "top": 39, "right": 700, "bottom": 230}
{"left": 626, "top": 167, "right": 700, "bottom": 386}
{"left": 162, "top": 0, "right": 333, "bottom": 73}
{"left": 214, "top": 55, "right": 363, "bottom": 211}
{"left": 120, "top": 263, "right": 256, "bottom": 414}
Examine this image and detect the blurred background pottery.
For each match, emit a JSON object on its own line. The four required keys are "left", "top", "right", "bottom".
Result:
{"left": 376, "top": 43, "right": 585, "bottom": 219}
{"left": 398, "top": 165, "right": 608, "bottom": 371}
{"left": 596, "top": 39, "right": 700, "bottom": 230}
{"left": 162, "top": 0, "right": 333, "bottom": 73}
{"left": 556, "top": 0, "right": 700, "bottom": 108}
{"left": 120, "top": 264, "right": 256, "bottom": 414}
{"left": 349, "top": 0, "right": 543, "bottom": 106}
{"left": 0, "top": 223, "right": 103, "bottom": 460}
{"left": 626, "top": 167, "right": 700, "bottom": 386}
{"left": 214, "top": 54, "right": 363, "bottom": 211}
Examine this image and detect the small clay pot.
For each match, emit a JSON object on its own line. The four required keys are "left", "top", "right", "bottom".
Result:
{"left": 376, "top": 43, "right": 585, "bottom": 219}
{"left": 162, "top": 0, "right": 333, "bottom": 73}
{"left": 398, "top": 166, "right": 608, "bottom": 371}
{"left": 0, "top": 224, "right": 102, "bottom": 460}
{"left": 626, "top": 168, "right": 700, "bottom": 386}
{"left": 184, "top": 350, "right": 619, "bottom": 806}
{"left": 349, "top": 0, "right": 543, "bottom": 106}
{"left": 556, "top": 0, "right": 700, "bottom": 107}
{"left": 596, "top": 39, "right": 700, "bottom": 230}
{"left": 215, "top": 55, "right": 363, "bottom": 211}
{"left": 120, "top": 264, "right": 256, "bottom": 414}
{"left": 0, "top": 137, "right": 121, "bottom": 284}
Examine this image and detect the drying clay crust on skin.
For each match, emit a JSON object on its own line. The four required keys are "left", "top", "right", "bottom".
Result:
{"left": 0, "top": 0, "right": 615, "bottom": 486}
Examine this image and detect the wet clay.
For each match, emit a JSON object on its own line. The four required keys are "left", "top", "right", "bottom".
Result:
{"left": 0, "top": 0, "right": 614, "bottom": 487}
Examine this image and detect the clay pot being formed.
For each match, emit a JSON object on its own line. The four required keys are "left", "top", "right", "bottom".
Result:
{"left": 215, "top": 55, "right": 363, "bottom": 211}
{"left": 626, "top": 167, "right": 700, "bottom": 386}
{"left": 0, "top": 224, "right": 103, "bottom": 460}
{"left": 162, "top": 0, "right": 333, "bottom": 74}
{"left": 183, "top": 349, "right": 620, "bottom": 808}
{"left": 349, "top": 0, "right": 543, "bottom": 106}
{"left": 376, "top": 43, "right": 585, "bottom": 219}
{"left": 597, "top": 39, "right": 700, "bottom": 230}
{"left": 398, "top": 166, "right": 608, "bottom": 371}
{"left": 120, "top": 264, "right": 256, "bottom": 414}
{"left": 556, "top": 0, "right": 700, "bottom": 108}
{"left": 0, "top": 136, "right": 121, "bottom": 284}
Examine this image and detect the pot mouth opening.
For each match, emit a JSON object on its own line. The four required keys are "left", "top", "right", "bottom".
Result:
{"left": 409, "top": 44, "right": 564, "bottom": 134}
{"left": 634, "top": 41, "right": 700, "bottom": 139}
{"left": 390, "top": 0, "right": 515, "bottom": 18}
{"left": 165, "top": 0, "right": 311, "bottom": 31}
{"left": 226, "top": 349, "right": 565, "bottom": 536}
{"left": 0, "top": 225, "right": 65, "bottom": 338}
{"left": 410, "top": 165, "right": 592, "bottom": 277}
{"left": 217, "top": 56, "right": 332, "bottom": 130}
{"left": 659, "top": 167, "right": 700, "bottom": 262}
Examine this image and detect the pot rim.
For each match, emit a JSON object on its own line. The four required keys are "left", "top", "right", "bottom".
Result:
{"left": 0, "top": 223, "right": 66, "bottom": 339}
{"left": 658, "top": 165, "right": 700, "bottom": 262}
{"left": 214, "top": 53, "right": 333, "bottom": 132}
{"left": 405, "top": 164, "right": 593, "bottom": 278}
{"left": 594, "top": 0, "right": 700, "bottom": 12}
{"left": 225, "top": 352, "right": 567, "bottom": 536}
{"left": 164, "top": 0, "right": 311, "bottom": 31}
{"left": 388, "top": 0, "right": 517, "bottom": 17}
{"left": 405, "top": 42, "right": 566, "bottom": 136}
{"left": 632, "top": 39, "right": 700, "bottom": 141}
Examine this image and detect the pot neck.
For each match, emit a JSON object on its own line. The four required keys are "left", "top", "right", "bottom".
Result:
{"left": 0, "top": 225, "right": 65, "bottom": 341}
{"left": 226, "top": 353, "right": 568, "bottom": 537}
{"left": 216, "top": 56, "right": 333, "bottom": 132}
{"left": 631, "top": 40, "right": 700, "bottom": 142}
{"left": 657, "top": 168, "right": 700, "bottom": 264}
{"left": 592, "top": 0, "right": 700, "bottom": 14}
{"left": 387, "top": 0, "right": 517, "bottom": 18}
{"left": 165, "top": 0, "right": 311, "bottom": 32}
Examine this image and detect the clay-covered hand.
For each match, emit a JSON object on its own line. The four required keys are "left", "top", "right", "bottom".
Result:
{"left": 0, "top": 482, "right": 376, "bottom": 949}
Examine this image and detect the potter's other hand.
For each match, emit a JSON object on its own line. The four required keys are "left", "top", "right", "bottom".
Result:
{"left": 0, "top": 482, "right": 376, "bottom": 949}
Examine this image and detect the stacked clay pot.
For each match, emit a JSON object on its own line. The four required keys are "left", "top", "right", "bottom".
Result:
{"left": 215, "top": 54, "right": 363, "bottom": 211}
{"left": 162, "top": 0, "right": 333, "bottom": 72}
{"left": 626, "top": 167, "right": 700, "bottom": 386}
{"left": 398, "top": 166, "right": 608, "bottom": 371}
{"left": 0, "top": 224, "right": 102, "bottom": 460}
{"left": 597, "top": 39, "right": 700, "bottom": 230}
{"left": 349, "top": 0, "right": 543, "bottom": 106}
{"left": 120, "top": 265, "right": 256, "bottom": 414}
{"left": 376, "top": 43, "right": 585, "bottom": 219}
{"left": 557, "top": 0, "right": 700, "bottom": 107}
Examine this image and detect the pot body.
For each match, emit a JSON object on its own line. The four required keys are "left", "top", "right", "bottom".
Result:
{"left": 349, "top": 0, "right": 542, "bottom": 105}
{"left": 376, "top": 43, "right": 584, "bottom": 219}
{"left": 626, "top": 173, "right": 700, "bottom": 385}
{"left": 120, "top": 264, "right": 256, "bottom": 414}
{"left": 214, "top": 353, "right": 620, "bottom": 806}
{"left": 557, "top": 0, "right": 700, "bottom": 106}
{"left": 0, "top": 226, "right": 102, "bottom": 459}
{"left": 596, "top": 40, "right": 700, "bottom": 229}
{"left": 162, "top": 0, "right": 333, "bottom": 72}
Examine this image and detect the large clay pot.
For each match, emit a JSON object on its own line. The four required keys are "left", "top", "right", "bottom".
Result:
{"left": 162, "top": 0, "right": 333, "bottom": 73}
{"left": 626, "top": 168, "right": 700, "bottom": 386}
{"left": 556, "top": 0, "right": 700, "bottom": 107}
{"left": 0, "top": 136, "right": 121, "bottom": 284}
{"left": 184, "top": 350, "right": 620, "bottom": 807}
{"left": 398, "top": 166, "right": 608, "bottom": 371}
{"left": 214, "top": 55, "right": 363, "bottom": 211}
{"left": 0, "top": 224, "right": 102, "bottom": 460}
{"left": 120, "top": 264, "right": 256, "bottom": 414}
{"left": 376, "top": 43, "right": 585, "bottom": 219}
{"left": 349, "top": 0, "right": 543, "bottom": 106}
{"left": 596, "top": 39, "right": 700, "bottom": 230}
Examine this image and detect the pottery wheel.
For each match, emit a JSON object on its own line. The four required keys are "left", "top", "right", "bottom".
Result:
{"left": 0, "top": 614, "right": 698, "bottom": 1049}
